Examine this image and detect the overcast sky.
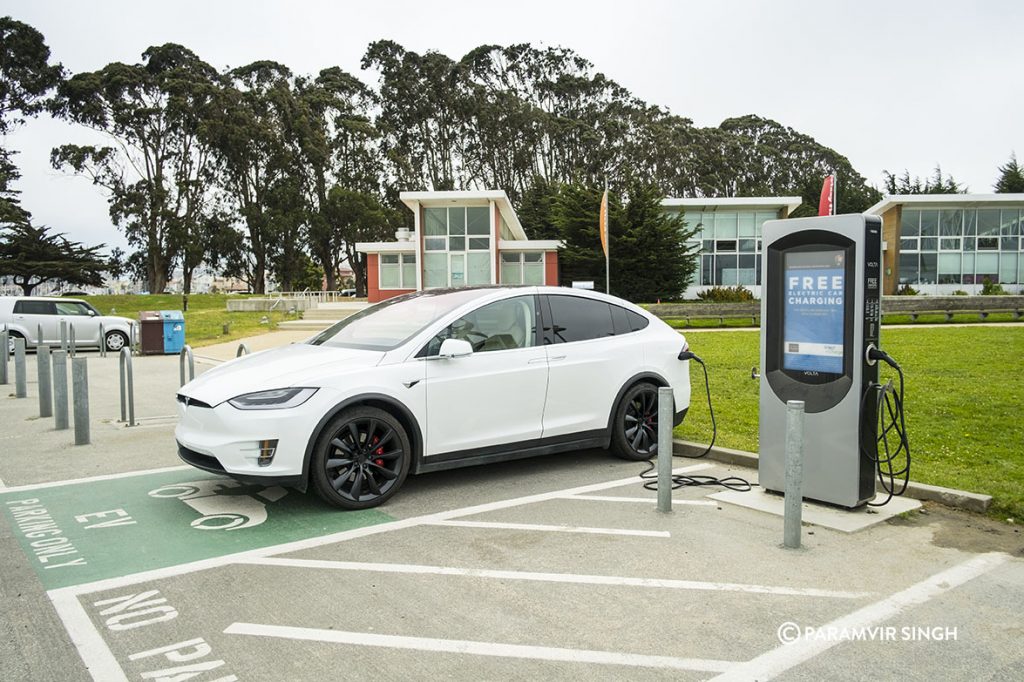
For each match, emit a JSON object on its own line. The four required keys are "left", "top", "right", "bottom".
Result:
{"left": 3, "top": 0, "right": 1022, "bottom": 252}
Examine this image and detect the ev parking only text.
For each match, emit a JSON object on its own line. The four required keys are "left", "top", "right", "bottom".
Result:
{"left": 5, "top": 498, "right": 86, "bottom": 570}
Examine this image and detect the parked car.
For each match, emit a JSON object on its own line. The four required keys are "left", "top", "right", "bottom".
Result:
{"left": 175, "top": 286, "right": 692, "bottom": 510}
{"left": 0, "top": 296, "right": 138, "bottom": 354}
{"left": 339, "top": 288, "right": 357, "bottom": 297}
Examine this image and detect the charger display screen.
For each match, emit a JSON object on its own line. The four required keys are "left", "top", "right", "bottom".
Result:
{"left": 783, "top": 250, "right": 845, "bottom": 374}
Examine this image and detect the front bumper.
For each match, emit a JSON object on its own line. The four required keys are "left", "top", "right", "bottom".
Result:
{"left": 174, "top": 388, "right": 338, "bottom": 484}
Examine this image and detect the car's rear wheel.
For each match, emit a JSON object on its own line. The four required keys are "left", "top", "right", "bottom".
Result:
{"left": 6, "top": 331, "right": 24, "bottom": 355}
{"left": 105, "top": 330, "right": 129, "bottom": 352}
{"left": 311, "top": 406, "right": 411, "bottom": 510}
{"left": 610, "top": 382, "right": 663, "bottom": 461}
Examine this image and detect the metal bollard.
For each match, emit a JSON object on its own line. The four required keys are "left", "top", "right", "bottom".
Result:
{"left": 657, "top": 386, "right": 674, "bottom": 513}
{"left": 38, "top": 323, "right": 44, "bottom": 345}
{"left": 236, "top": 343, "right": 250, "bottom": 357}
{"left": 783, "top": 400, "right": 806, "bottom": 549}
{"left": 69, "top": 324, "right": 76, "bottom": 358}
{"left": 14, "top": 336, "right": 27, "bottom": 398}
{"left": 52, "top": 350, "right": 69, "bottom": 430}
{"left": 179, "top": 345, "right": 195, "bottom": 387}
{"left": 99, "top": 322, "right": 106, "bottom": 358}
{"left": 119, "top": 346, "right": 135, "bottom": 426}
{"left": 1, "top": 327, "right": 8, "bottom": 385}
{"left": 60, "top": 320, "right": 68, "bottom": 352}
{"left": 72, "top": 356, "right": 90, "bottom": 445}
{"left": 37, "top": 344, "right": 52, "bottom": 418}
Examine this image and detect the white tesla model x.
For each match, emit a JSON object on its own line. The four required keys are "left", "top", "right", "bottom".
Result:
{"left": 175, "top": 286, "right": 692, "bottom": 509}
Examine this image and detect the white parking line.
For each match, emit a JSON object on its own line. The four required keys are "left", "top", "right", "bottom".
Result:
{"left": 563, "top": 494, "right": 718, "bottom": 505}
{"left": 0, "top": 465, "right": 192, "bottom": 493}
{"left": 45, "top": 463, "right": 713, "bottom": 681}
{"left": 427, "top": 519, "right": 670, "bottom": 537}
{"left": 224, "top": 622, "right": 738, "bottom": 673}
{"left": 711, "top": 552, "right": 1009, "bottom": 681}
{"left": 238, "top": 557, "right": 872, "bottom": 599}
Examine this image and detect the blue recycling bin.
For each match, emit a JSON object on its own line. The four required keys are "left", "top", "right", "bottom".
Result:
{"left": 160, "top": 310, "right": 185, "bottom": 354}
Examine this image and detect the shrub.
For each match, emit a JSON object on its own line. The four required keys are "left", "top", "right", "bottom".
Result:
{"left": 980, "top": 277, "right": 1007, "bottom": 295}
{"left": 896, "top": 284, "right": 919, "bottom": 296}
{"left": 952, "top": 290, "right": 968, "bottom": 296}
{"left": 696, "top": 285, "right": 757, "bottom": 303}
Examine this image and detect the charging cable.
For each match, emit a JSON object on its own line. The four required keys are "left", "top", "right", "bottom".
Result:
{"left": 639, "top": 350, "right": 754, "bottom": 492}
{"left": 862, "top": 348, "right": 911, "bottom": 506}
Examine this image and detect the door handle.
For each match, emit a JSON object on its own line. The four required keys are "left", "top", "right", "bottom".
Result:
{"left": 549, "top": 355, "right": 567, "bottom": 362}
{"left": 527, "top": 357, "right": 547, "bottom": 365}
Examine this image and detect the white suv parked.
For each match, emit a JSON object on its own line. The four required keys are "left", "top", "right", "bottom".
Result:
{"left": 0, "top": 296, "right": 137, "bottom": 353}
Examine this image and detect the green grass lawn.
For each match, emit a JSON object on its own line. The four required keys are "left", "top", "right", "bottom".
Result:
{"left": 663, "top": 312, "right": 1023, "bottom": 329}
{"left": 86, "top": 293, "right": 293, "bottom": 348}
{"left": 675, "top": 326, "right": 1024, "bottom": 521}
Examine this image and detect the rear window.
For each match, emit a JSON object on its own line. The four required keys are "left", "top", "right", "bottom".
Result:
{"left": 546, "top": 295, "right": 649, "bottom": 344}
{"left": 13, "top": 300, "right": 54, "bottom": 315}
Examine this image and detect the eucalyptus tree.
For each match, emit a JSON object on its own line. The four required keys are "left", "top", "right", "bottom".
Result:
{"left": 0, "top": 16, "right": 64, "bottom": 225}
{"left": 205, "top": 61, "right": 300, "bottom": 293}
{"left": 51, "top": 44, "right": 221, "bottom": 293}
{"left": 362, "top": 40, "right": 469, "bottom": 193}
{"left": 292, "top": 66, "right": 382, "bottom": 291}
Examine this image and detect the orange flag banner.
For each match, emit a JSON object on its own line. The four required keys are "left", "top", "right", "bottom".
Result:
{"left": 599, "top": 189, "right": 609, "bottom": 257}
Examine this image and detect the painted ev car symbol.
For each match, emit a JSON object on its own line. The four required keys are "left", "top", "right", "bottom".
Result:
{"left": 148, "top": 479, "right": 289, "bottom": 530}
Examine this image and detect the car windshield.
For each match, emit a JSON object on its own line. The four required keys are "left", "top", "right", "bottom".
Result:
{"left": 308, "top": 289, "right": 490, "bottom": 351}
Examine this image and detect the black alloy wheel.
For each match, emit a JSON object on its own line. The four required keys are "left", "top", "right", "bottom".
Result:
{"left": 312, "top": 406, "right": 410, "bottom": 509}
{"left": 610, "top": 382, "right": 662, "bottom": 461}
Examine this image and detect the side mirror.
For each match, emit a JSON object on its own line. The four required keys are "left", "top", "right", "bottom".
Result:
{"left": 438, "top": 338, "right": 473, "bottom": 359}
{"left": 88, "top": 310, "right": 96, "bottom": 316}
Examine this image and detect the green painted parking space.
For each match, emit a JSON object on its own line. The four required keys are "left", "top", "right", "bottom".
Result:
{"left": 1, "top": 470, "right": 391, "bottom": 590}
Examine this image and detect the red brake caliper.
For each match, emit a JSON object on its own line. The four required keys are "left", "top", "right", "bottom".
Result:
{"left": 372, "top": 436, "right": 384, "bottom": 466}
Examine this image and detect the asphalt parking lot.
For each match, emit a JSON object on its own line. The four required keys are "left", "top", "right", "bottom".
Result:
{"left": 2, "top": 338, "right": 1022, "bottom": 681}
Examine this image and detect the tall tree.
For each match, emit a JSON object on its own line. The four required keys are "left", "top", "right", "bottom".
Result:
{"left": 0, "top": 17, "right": 64, "bottom": 226}
{"left": 51, "top": 44, "right": 221, "bottom": 294}
{"left": 206, "top": 61, "right": 298, "bottom": 293}
{"left": 882, "top": 165, "right": 966, "bottom": 195}
{"left": 292, "top": 66, "right": 381, "bottom": 290}
{"left": 0, "top": 221, "right": 109, "bottom": 295}
{"left": 316, "top": 187, "right": 394, "bottom": 297}
{"left": 552, "top": 182, "right": 696, "bottom": 301}
{"left": 994, "top": 153, "right": 1024, "bottom": 193}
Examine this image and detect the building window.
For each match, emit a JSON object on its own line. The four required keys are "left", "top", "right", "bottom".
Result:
{"left": 501, "top": 252, "right": 544, "bottom": 285}
{"left": 672, "top": 209, "right": 775, "bottom": 287}
{"left": 380, "top": 253, "right": 416, "bottom": 289}
{"left": 421, "top": 205, "right": 492, "bottom": 287}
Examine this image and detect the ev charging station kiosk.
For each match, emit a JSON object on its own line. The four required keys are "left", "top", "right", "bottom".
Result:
{"left": 758, "top": 214, "right": 883, "bottom": 508}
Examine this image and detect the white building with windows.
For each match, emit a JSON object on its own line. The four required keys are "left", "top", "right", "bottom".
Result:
{"left": 357, "top": 190, "right": 561, "bottom": 303}
{"left": 661, "top": 196, "right": 803, "bottom": 298}
{"left": 865, "top": 194, "right": 1024, "bottom": 294}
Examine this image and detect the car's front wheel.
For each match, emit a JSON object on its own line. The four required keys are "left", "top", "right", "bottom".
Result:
{"left": 311, "top": 406, "right": 411, "bottom": 510}
{"left": 610, "top": 382, "right": 663, "bottom": 461}
{"left": 105, "top": 330, "right": 129, "bottom": 352}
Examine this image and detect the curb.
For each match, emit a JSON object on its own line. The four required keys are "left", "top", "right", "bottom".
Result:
{"left": 673, "top": 439, "right": 992, "bottom": 514}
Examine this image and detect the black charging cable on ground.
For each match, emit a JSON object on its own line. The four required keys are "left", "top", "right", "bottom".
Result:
{"left": 639, "top": 351, "right": 754, "bottom": 493}
{"left": 862, "top": 348, "right": 911, "bottom": 506}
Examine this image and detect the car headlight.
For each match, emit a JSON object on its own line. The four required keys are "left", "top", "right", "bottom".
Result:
{"left": 227, "top": 388, "right": 318, "bottom": 410}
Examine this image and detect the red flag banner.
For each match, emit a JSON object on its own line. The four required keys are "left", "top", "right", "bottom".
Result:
{"left": 599, "top": 189, "right": 609, "bottom": 257}
{"left": 818, "top": 175, "right": 835, "bottom": 216}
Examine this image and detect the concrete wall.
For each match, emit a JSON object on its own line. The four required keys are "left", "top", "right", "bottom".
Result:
{"left": 226, "top": 298, "right": 314, "bottom": 312}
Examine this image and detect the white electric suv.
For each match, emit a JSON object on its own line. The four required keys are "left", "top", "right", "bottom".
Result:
{"left": 175, "top": 286, "right": 692, "bottom": 509}
{"left": 0, "top": 296, "right": 137, "bottom": 354}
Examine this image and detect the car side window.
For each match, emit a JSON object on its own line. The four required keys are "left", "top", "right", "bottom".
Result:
{"left": 55, "top": 301, "right": 91, "bottom": 316}
{"left": 421, "top": 296, "right": 537, "bottom": 356}
{"left": 13, "top": 300, "right": 55, "bottom": 315}
{"left": 546, "top": 295, "right": 617, "bottom": 343}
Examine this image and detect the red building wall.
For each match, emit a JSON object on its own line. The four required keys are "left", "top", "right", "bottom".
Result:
{"left": 365, "top": 253, "right": 415, "bottom": 303}
{"left": 545, "top": 250, "right": 559, "bottom": 286}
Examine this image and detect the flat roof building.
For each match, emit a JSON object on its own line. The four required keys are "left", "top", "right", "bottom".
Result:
{"left": 661, "top": 196, "right": 803, "bottom": 298}
{"left": 356, "top": 190, "right": 561, "bottom": 303}
{"left": 865, "top": 194, "right": 1024, "bottom": 295}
